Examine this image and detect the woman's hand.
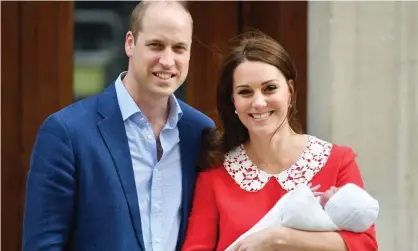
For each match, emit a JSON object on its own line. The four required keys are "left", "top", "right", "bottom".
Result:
{"left": 228, "top": 227, "right": 288, "bottom": 251}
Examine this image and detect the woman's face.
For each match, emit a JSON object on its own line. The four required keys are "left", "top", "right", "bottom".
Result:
{"left": 232, "top": 61, "right": 292, "bottom": 137}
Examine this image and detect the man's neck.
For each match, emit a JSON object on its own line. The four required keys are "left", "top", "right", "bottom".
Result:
{"left": 135, "top": 94, "right": 170, "bottom": 126}
{"left": 123, "top": 73, "right": 170, "bottom": 136}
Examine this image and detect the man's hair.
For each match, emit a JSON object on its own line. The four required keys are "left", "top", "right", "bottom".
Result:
{"left": 129, "top": 1, "right": 192, "bottom": 42}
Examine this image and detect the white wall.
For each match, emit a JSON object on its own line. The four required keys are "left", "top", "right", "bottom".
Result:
{"left": 308, "top": 2, "right": 418, "bottom": 250}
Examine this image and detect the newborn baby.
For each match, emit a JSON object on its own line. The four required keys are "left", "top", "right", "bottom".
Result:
{"left": 280, "top": 183, "right": 379, "bottom": 232}
{"left": 225, "top": 183, "right": 379, "bottom": 251}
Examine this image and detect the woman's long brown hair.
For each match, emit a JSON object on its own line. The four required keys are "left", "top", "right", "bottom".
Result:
{"left": 200, "top": 31, "right": 302, "bottom": 170}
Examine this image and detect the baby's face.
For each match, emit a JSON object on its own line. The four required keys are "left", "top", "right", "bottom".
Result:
{"left": 319, "top": 186, "right": 340, "bottom": 208}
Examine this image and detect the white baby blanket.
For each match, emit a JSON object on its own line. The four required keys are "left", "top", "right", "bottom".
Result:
{"left": 225, "top": 183, "right": 379, "bottom": 251}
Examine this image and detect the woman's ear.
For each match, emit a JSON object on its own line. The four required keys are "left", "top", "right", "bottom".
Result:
{"left": 288, "top": 79, "right": 295, "bottom": 103}
{"left": 288, "top": 79, "right": 295, "bottom": 95}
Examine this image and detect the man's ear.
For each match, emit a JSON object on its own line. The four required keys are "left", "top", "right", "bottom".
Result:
{"left": 125, "top": 31, "right": 135, "bottom": 57}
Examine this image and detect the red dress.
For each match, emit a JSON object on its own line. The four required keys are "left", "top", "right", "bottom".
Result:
{"left": 182, "top": 136, "right": 378, "bottom": 251}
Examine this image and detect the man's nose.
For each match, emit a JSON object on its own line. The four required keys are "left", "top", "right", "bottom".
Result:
{"left": 252, "top": 93, "right": 267, "bottom": 109}
{"left": 159, "top": 49, "right": 175, "bottom": 68}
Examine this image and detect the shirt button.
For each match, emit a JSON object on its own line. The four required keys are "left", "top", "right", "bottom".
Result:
{"left": 153, "top": 203, "right": 160, "bottom": 210}
{"left": 147, "top": 134, "right": 153, "bottom": 140}
{"left": 155, "top": 238, "right": 160, "bottom": 243}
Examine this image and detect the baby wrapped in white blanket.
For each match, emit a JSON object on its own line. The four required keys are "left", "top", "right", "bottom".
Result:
{"left": 226, "top": 183, "right": 379, "bottom": 251}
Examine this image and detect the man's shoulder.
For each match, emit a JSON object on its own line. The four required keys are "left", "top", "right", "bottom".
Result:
{"left": 43, "top": 88, "right": 112, "bottom": 132}
{"left": 54, "top": 93, "right": 100, "bottom": 121}
{"left": 178, "top": 100, "right": 215, "bottom": 128}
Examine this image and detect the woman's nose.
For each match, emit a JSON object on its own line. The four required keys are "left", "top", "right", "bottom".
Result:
{"left": 252, "top": 93, "right": 267, "bottom": 109}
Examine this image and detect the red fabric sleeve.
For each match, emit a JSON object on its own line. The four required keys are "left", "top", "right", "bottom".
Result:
{"left": 335, "top": 147, "right": 378, "bottom": 251}
{"left": 182, "top": 170, "right": 219, "bottom": 251}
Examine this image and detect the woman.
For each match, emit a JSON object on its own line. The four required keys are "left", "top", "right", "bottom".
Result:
{"left": 182, "top": 31, "right": 378, "bottom": 251}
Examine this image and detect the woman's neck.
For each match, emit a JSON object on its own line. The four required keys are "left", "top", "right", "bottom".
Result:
{"left": 245, "top": 125, "right": 305, "bottom": 174}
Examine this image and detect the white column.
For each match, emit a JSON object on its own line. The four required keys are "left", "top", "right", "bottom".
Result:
{"left": 308, "top": 2, "right": 418, "bottom": 250}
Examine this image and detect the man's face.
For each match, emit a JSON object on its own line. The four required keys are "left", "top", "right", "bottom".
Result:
{"left": 125, "top": 4, "right": 192, "bottom": 98}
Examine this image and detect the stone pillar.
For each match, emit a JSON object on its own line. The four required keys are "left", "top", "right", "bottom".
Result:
{"left": 308, "top": 2, "right": 418, "bottom": 250}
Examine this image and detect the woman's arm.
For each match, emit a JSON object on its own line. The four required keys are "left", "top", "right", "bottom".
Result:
{"left": 275, "top": 227, "right": 377, "bottom": 251}
{"left": 181, "top": 170, "right": 219, "bottom": 251}
{"left": 274, "top": 227, "right": 347, "bottom": 251}
{"left": 333, "top": 147, "right": 378, "bottom": 251}
{"left": 230, "top": 146, "right": 378, "bottom": 251}
{"left": 228, "top": 226, "right": 347, "bottom": 251}
{"left": 277, "top": 147, "right": 378, "bottom": 251}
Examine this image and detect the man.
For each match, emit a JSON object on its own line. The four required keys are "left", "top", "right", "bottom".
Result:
{"left": 22, "top": 1, "right": 214, "bottom": 250}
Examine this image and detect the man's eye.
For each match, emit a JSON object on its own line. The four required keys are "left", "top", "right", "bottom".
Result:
{"left": 149, "top": 43, "right": 163, "bottom": 49}
{"left": 174, "top": 46, "right": 186, "bottom": 51}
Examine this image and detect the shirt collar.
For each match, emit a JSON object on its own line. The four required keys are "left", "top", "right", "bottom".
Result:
{"left": 115, "top": 72, "right": 140, "bottom": 121}
{"left": 115, "top": 71, "right": 183, "bottom": 127}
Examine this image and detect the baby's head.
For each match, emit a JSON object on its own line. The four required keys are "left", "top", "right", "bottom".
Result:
{"left": 319, "top": 186, "right": 339, "bottom": 208}
{"left": 319, "top": 183, "right": 379, "bottom": 232}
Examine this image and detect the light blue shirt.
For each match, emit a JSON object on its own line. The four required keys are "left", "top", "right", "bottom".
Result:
{"left": 115, "top": 72, "right": 183, "bottom": 251}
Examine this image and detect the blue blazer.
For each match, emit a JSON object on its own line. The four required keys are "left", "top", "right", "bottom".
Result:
{"left": 22, "top": 84, "right": 214, "bottom": 251}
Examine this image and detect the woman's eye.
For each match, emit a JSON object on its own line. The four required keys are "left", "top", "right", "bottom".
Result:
{"left": 265, "top": 85, "right": 278, "bottom": 92}
{"left": 238, "top": 90, "right": 251, "bottom": 95}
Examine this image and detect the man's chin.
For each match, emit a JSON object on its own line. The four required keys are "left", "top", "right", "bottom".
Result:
{"left": 149, "top": 86, "right": 178, "bottom": 98}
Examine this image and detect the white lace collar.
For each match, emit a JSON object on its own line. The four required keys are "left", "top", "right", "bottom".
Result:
{"left": 223, "top": 135, "right": 332, "bottom": 192}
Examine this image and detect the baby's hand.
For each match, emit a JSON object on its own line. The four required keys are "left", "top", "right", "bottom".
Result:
{"left": 319, "top": 186, "right": 340, "bottom": 208}
{"left": 308, "top": 183, "right": 324, "bottom": 197}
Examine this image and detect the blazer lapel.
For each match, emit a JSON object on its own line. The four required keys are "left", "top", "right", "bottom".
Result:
{"left": 96, "top": 85, "right": 145, "bottom": 251}
{"left": 176, "top": 117, "right": 199, "bottom": 250}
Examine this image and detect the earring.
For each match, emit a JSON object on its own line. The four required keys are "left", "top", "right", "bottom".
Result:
{"left": 234, "top": 110, "right": 237, "bottom": 114}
